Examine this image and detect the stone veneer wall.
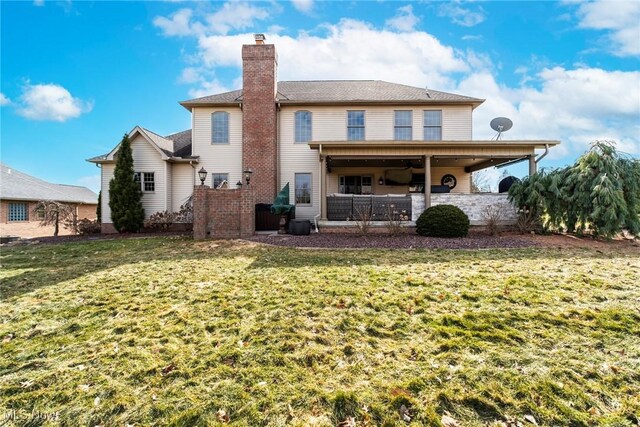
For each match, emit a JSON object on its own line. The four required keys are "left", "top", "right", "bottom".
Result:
{"left": 429, "top": 193, "right": 518, "bottom": 226}
{"left": 193, "top": 185, "right": 255, "bottom": 239}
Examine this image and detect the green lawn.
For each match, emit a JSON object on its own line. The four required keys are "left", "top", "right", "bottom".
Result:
{"left": 1, "top": 237, "right": 639, "bottom": 426}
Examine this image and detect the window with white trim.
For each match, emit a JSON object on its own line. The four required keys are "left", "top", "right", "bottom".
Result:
{"left": 143, "top": 173, "right": 155, "bottom": 192}
{"left": 8, "top": 203, "right": 28, "bottom": 221}
{"left": 295, "top": 111, "right": 312, "bottom": 143}
{"left": 134, "top": 172, "right": 154, "bottom": 192}
{"left": 347, "top": 110, "right": 365, "bottom": 141}
{"left": 423, "top": 110, "right": 442, "bottom": 141}
{"left": 212, "top": 173, "right": 229, "bottom": 189}
{"left": 295, "top": 173, "right": 312, "bottom": 205}
{"left": 394, "top": 110, "right": 412, "bottom": 140}
{"left": 212, "top": 111, "right": 229, "bottom": 144}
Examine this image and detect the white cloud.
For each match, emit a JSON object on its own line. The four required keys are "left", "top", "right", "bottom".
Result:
{"left": 385, "top": 5, "right": 419, "bottom": 33}
{"left": 195, "top": 19, "right": 468, "bottom": 89}
{"left": 33, "top": 0, "right": 44, "bottom": 6}
{"left": 574, "top": 0, "right": 640, "bottom": 56}
{"left": 439, "top": 3, "right": 486, "bottom": 27}
{"left": 291, "top": 0, "right": 313, "bottom": 14}
{"left": 187, "top": 79, "right": 231, "bottom": 99}
{"left": 154, "top": 3, "right": 270, "bottom": 37}
{"left": 16, "top": 83, "right": 93, "bottom": 122}
{"left": 153, "top": 8, "right": 194, "bottom": 37}
{"left": 461, "top": 35, "right": 482, "bottom": 41}
{"left": 205, "top": 2, "right": 269, "bottom": 35}
{"left": 76, "top": 174, "right": 101, "bottom": 193}
{"left": 0, "top": 93, "right": 10, "bottom": 106}
{"left": 457, "top": 67, "right": 640, "bottom": 157}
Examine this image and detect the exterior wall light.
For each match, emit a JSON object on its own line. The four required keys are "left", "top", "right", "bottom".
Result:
{"left": 236, "top": 181, "right": 243, "bottom": 189}
{"left": 243, "top": 169, "right": 253, "bottom": 185}
{"left": 198, "top": 167, "right": 207, "bottom": 186}
{"left": 378, "top": 176, "right": 384, "bottom": 186}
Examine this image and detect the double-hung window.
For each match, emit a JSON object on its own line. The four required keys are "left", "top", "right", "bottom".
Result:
{"left": 347, "top": 110, "right": 365, "bottom": 141}
{"left": 8, "top": 202, "right": 28, "bottom": 221}
{"left": 212, "top": 112, "right": 229, "bottom": 144}
{"left": 212, "top": 173, "right": 229, "bottom": 189}
{"left": 295, "top": 111, "right": 312, "bottom": 143}
{"left": 134, "top": 172, "right": 155, "bottom": 192}
{"left": 295, "top": 173, "right": 312, "bottom": 205}
{"left": 394, "top": 110, "right": 412, "bottom": 140}
{"left": 423, "top": 110, "right": 442, "bottom": 141}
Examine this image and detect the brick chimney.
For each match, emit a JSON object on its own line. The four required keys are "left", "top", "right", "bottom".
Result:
{"left": 242, "top": 34, "right": 278, "bottom": 204}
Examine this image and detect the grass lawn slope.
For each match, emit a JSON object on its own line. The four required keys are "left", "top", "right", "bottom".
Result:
{"left": 1, "top": 237, "right": 639, "bottom": 426}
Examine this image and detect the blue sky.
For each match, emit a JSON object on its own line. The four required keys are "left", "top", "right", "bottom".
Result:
{"left": 1, "top": 0, "right": 639, "bottom": 192}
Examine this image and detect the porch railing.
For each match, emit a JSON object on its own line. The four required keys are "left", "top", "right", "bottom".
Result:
{"left": 327, "top": 195, "right": 412, "bottom": 221}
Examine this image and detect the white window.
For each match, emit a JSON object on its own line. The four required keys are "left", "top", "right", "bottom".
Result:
{"left": 423, "top": 110, "right": 442, "bottom": 141}
{"left": 134, "top": 172, "right": 155, "bottom": 192}
{"left": 8, "top": 203, "right": 28, "bottom": 221}
{"left": 212, "top": 173, "right": 229, "bottom": 189}
{"left": 295, "top": 111, "right": 312, "bottom": 143}
{"left": 394, "top": 110, "right": 412, "bottom": 140}
{"left": 143, "top": 173, "right": 155, "bottom": 192}
{"left": 212, "top": 112, "right": 229, "bottom": 144}
{"left": 295, "top": 173, "right": 312, "bottom": 205}
{"left": 347, "top": 111, "right": 365, "bottom": 141}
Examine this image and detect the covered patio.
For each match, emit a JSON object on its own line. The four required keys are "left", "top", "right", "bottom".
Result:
{"left": 309, "top": 140, "right": 559, "bottom": 227}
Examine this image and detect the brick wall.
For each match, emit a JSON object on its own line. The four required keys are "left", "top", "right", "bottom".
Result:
{"left": 242, "top": 43, "right": 278, "bottom": 204}
{"left": 0, "top": 200, "right": 98, "bottom": 238}
{"left": 193, "top": 185, "right": 255, "bottom": 239}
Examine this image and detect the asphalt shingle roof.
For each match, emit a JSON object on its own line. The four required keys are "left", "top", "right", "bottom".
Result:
{"left": 87, "top": 128, "right": 193, "bottom": 163}
{"left": 181, "top": 80, "right": 483, "bottom": 107}
{"left": 0, "top": 163, "right": 98, "bottom": 204}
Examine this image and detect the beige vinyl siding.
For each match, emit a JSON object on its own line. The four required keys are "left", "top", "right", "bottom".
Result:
{"left": 192, "top": 107, "right": 243, "bottom": 187}
{"left": 431, "top": 167, "right": 470, "bottom": 193}
{"left": 101, "top": 164, "right": 115, "bottom": 224}
{"left": 440, "top": 106, "right": 472, "bottom": 140}
{"left": 281, "top": 105, "right": 472, "bottom": 142}
{"left": 280, "top": 107, "right": 320, "bottom": 219}
{"left": 172, "top": 164, "right": 195, "bottom": 212}
{"left": 131, "top": 135, "right": 166, "bottom": 218}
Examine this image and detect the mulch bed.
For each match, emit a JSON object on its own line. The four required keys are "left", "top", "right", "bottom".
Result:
{"left": 247, "top": 232, "right": 540, "bottom": 249}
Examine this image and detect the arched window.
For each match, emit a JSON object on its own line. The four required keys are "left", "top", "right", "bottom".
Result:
{"left": 295, "top": 111, "right": 312, "bottom": 143}
{"left": 212, "top": 112, "right": 229, "bottom": 144}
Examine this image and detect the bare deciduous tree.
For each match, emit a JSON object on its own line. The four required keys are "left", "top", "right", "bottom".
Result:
{"left": 33, "top": 200, "right": 75, "bottom": 237}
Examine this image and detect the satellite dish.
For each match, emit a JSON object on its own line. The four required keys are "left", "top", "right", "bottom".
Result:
{"left": 490, "top": 117, "right": 513, "bottom": 140}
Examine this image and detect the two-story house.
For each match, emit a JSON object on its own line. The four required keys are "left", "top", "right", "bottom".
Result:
{"left": 89, "top": 35, "right": 559, "bottom": 233}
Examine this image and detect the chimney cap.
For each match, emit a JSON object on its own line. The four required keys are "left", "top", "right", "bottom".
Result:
{"left": 254, "top": 33, "right": 266, "bottom": 44}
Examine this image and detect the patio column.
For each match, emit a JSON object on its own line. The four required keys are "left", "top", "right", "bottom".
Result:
{"left": 528, "top": 155, "right": 537, "bottom": 176}
{"left": 424, "top": 155, "right": 431, "bottom": 209}
{"left": 320, "top": 154, "right": 327, "bottom": 220}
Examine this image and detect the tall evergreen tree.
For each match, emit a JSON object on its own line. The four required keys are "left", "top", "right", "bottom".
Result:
{"left": 509, "top": 141, "right": 640, "bottom": 238}
{"left": 96, "top": 190, "right": 102, "bottom": 224}
{"left": 108, "top": 134, "right": 144, "bottom": 232}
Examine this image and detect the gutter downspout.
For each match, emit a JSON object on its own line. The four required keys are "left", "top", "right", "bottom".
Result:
{"left": 535, "top": 144, "right": 550, "bottom": 165}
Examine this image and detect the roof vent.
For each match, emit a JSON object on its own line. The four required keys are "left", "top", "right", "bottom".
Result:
{"left": 254, "top": 34, "right": 266, "bottom": 45}
{"left": 425, "top": 86, "right": 431, "bottom": 98}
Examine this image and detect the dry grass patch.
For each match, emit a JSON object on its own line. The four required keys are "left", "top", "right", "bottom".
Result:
{"left": 1, "top": 237, "right": 639, "bottom": 426}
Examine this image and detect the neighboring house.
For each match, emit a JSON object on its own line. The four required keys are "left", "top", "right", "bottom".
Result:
{"left": 90, "top": 35, "right": 559, "bottom": 232}
{"left": 0, "top": 163, "right": 98, "bottom": 238}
